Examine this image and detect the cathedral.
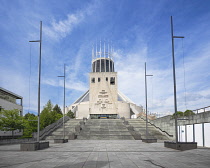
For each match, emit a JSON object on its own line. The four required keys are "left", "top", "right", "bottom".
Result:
{"left": 67, "top": 42, "right": 143, "bottom": 119}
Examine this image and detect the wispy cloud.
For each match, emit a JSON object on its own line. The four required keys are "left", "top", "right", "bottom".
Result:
{"left": 43, "top": 13, "right": 83, "bottom": 40}
{"left": 43, "top": 2, "right": 96, "bottom": 41}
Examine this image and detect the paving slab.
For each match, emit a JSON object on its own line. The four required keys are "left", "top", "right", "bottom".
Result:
{"left": 0, "top": 140, "right": 210, "bottom": 168}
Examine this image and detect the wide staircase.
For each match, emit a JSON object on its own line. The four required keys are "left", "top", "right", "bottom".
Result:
{"left": 45, "top": 119, "right": 82, "bottom": 140}
{"left": 77, "top": 119, "right": 134, "bottom": 140}
{"left": 127, "top": 118, "right": 171, "bottom": 140}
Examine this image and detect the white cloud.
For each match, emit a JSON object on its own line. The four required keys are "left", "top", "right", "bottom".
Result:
{"left": 42, "top": 77, "right": 87, "bottom": 92}
{"left": 43, "top": 2, "right": 96, "bottom": 41}
{"left": 114, "top": 36, "right": 210, "bottom": 115}
{"left": 43, "top": 13, "right": 83, "bottom": 40}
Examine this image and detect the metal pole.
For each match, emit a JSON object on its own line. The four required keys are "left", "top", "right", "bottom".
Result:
{"left": 170, "top": 16, "right": 184, "bottom": 149}
{"left": 171, "top": 16, "right": 178, "bottom": 149}
{"left": 63, "top": 64, "right": 66, "bottom": 139}
{"left": 37, "top": 21, "right": 42, "bottom": 142}
{"left": 58, "top": 64, "right": 66, "bottom": 139}
{"left": 144, "top": 62, "right": 153, "bottom": 140}
{"left": 145, "top": 62, "right": 148, "bottom": 140}
{"left": 29, "top": 21, "right": 42, "bottom": 142}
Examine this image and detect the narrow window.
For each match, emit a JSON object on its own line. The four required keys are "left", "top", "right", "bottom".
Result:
{"left": 98, "top": 78, "right": 101, "bottom": 82}
{"left": 106, "top": 77, "right": 108, "bottom": 81}
{"left": 91, "top": 78, "right": 95, "bottom": 83}
{"left": 110, "top": 77, "right": 115, "bottom": 85}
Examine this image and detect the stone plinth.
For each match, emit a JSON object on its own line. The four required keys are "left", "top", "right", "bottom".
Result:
{"left": 54, "top": 139, "right": 68, "bottom": 143}
{"left": 164, "top": 141, "right": 197, "bottom": 151}
{"left": 80, "top": 121, "right": 85, "bottom": 126}
{"left": 68, "top": 133, "right": 77, "bottom": 140}
{"left": 142, "top": 139, "right": 157, "bottom": 143}
{"left": 75, "top": 125, "right": 81, "bottom": 133}
{"left": 20, "top": 141, "right": 49, "bottom": 151}
{"left": 121, "top": 117, "right": 125, "bottom": 121}
{"left": 132, "top": 134, "right": 141, "bottom": 140}
{"left": 127, "top": 125, "right": 134, "bottom": 131}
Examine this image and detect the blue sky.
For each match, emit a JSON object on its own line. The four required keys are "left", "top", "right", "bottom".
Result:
{"left": 0, "top": 0, "right": 210, "bottom": 116}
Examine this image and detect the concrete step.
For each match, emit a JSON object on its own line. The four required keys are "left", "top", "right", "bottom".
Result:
{"left": 44, "top": 119, "right": 82, "bottom": 140}
{"left": 128, "top": 119, "right": 170, "bottom": 140}
{"left": 45, "top": 135, "right": 70, "bottom": 140}
{"left": 77, "top": 119, "right": 134, "bottom": 140}
{"left": 77, "top": 135, "right": 134, "bottom": 140}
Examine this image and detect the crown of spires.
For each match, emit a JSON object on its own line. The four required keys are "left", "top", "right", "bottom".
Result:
{"left": 92, "top": 40, "right": 114, "bottom": 61}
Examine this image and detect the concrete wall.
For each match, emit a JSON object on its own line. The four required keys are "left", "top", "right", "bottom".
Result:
{"left": 150, "top": 115, "right": 175, "bottom": 138}
{"left": 151, "top": 111, "right": 210, "bottom": 139}
{"left": 118, "top": 102, "right": 131, "bottom": 118}
{"left": 76, "top": 102, "right": 89, "bottom": 119}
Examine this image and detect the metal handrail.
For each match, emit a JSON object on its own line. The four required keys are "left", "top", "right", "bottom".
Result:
{"left": 33, "top": 116, "right": 70, "bottom": 140}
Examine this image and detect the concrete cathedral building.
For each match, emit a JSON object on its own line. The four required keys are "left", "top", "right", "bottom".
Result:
{"left": 67, "top": 43, "right": 143, "bottom": 119}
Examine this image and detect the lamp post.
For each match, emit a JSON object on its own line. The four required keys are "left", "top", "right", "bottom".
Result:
{"left": 58, "top": 64, "right": 66, "bottom": 139}
{"left": 170, "top": 16, "right": 184, "bottom": 149}
{"left": 29, "top": 21, "right": 42, "bottom": 142}
{"left": 145, "top": 62, "right": 153, "bottom": 140}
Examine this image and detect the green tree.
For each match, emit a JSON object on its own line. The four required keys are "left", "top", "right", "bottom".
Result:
{"left": 172, "top": 111, "right": 184, "bottom": 118}
{"left": 53, "top": 104, "right": 62, "bottom": 115}
{"left": 184, "top": 110, "right": 195, "bottom": 116}
{"left": 23, "top": 113, "right": 37, "bottom": 138}
{"left": 52, "top": 104, "right": 63, "bottom": 122}
{"left": 40, "top": 100, "right": 63, "bottom": 130}
{"left": 24, "top": 112, "right": 36, "bottom": 119}
{"left": 0, "top": 109, "right": 24, "bottom": 138}
{"left": 40, "top": 100, "right": 54, "bottom": 129}
{"left": 66, "top": 110, "right": 75, "bottom": 119}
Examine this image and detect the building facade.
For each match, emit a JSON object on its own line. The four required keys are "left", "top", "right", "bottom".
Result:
{"left": 0, "top": 87, "right": 23, "bottom": 138}
{"left": 67, "top": 43, "right": 143, "bottom": 119}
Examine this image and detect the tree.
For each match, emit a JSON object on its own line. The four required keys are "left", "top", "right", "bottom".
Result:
{"left": 172, "top": 110, "right": 195, "bottom": 119}
{"left": 23, "top": 113, "right": 37, "bottom": 138}
{"left": 40, "top": 100, "right": 63, "bottom": 130}
{"left": 53, "top": 104, "right": 62, "bottom": 115}
{"left": 0, "top": 109, "right": 24, "bottom": 138}
{"left": 52, "top": 104, "right": 63, "bottom": 122}
{"left": 40, "top": 100, "right": 54, "bottom": 129}
{"left": 172, "top": 111, "right": 184, "bottom": 119}
{"left": 184, "top": 110, "right": 195, "bottom": 116}
{"left": 24, "top": 112, "right": 36, "bottom": 119}
{"left": 66, "top": 110, "right": 75, "bottom": 119}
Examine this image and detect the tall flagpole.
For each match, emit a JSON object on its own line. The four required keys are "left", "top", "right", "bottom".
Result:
{"left": 170, "top": 16, "right": 184, "bottom": 149}
{"left": 58, "top": 64, "right": 66, "bottom": 139}
{"left": 145, "top": 62, "right": 153, "bottom": 140}
{"left": 29, "top": 21, "right": 42, "bottom": 142}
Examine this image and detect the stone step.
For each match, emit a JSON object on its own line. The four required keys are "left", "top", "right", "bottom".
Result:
{"left": 45, "top": 135, "right": 70, "bottom": 140}
{"left": 128, "top": 119, "right": 170, "bottom": 140}
{"left": 77, "top": 135, "right": 134, "bottom": 140}
{"left": 44, "top": 119, "right": 82, "bottom": 140}
{"left": 77, "top": 119, "right": 134, "bottom": 140}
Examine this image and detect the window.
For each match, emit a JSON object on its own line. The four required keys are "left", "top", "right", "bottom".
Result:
{"left": 110, "top": 77, "right": 115, "bottom": 85}
{"left": 106, "top": 77, "right": 108, "bottom": 81}
{"left": 91, "top": 78, "right": 95, "bottom": 83}
{"left": 98, "top": 78, "right": 101, "bottom": 82}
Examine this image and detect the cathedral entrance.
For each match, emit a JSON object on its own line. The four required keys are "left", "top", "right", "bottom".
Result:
{"left": 90, "top": 114, "right": 117, "bottom": 119}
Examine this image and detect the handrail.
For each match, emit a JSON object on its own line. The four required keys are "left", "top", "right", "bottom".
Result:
{"left": 139, "top": 116, "right": 173, "bottom": 137}
{"left": 33, "top": 116, "right": 70, "bottom": 140}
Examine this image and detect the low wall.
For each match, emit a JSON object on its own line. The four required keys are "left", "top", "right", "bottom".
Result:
{"left": 0, "top": 138, "right": 36, "bottom": 145}
{"left": 151, "top": 111, "right": 210, "bottom": 139}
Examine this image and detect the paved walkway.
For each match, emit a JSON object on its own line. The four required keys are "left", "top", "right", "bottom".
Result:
{"left": 0, "top": 140, "right": 210, "bottom": 168}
